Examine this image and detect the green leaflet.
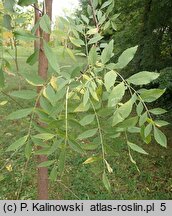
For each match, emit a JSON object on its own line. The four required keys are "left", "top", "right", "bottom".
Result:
{"left": 26, "top": 49, "right": 39, "bottom": 66}
{"left": 104, "top": 70, "right": 117, "bottom": 91}
{"left": 136, "top": 102, "right": 144, "bottom": 116}
{"left": 33, "top": 133, "right": 55, "bottom": 141}
{"left": 38, "top": 160, "right": 55, "bottom": 168}
{"left": 118, "top": 99, "right": 133, "bottom": 119}
{"left": 128, "top": 127, "right": 140, "bottom": 133}
{"left": 10, "top": 90, "right": 37, "bottom": 100}
{"left": 68, "top": 140, "right": 85, "bottom": 154}
{"left": 92, "top": 0, "right": 98, "bottom": 9}
{"left": 140, "top": 89, "right": 165, "bottom": 103}
{"left": 74, "top": 102, "right": 90, "bottom": 112}
{"left": 18, "top": 0, "right": 37, "bottom": 6}
{"left": 83, "top": 89, "right": 89, "bottom": 106}
{"left": 66, "top": 48, "right": 76, "bottom": 61}
{"left": 44, "top": 85, "right": 57, "bottom": 106}
{"left": 139, "top": 112, "right": 148, "bottom": 126}
{"left": 87, "top": 28, "right": 98, "bottom": 35}
{"left": 79, "top": 114, "right": 95, "bottom": 126}
{"left": 112, "top": 111, "right": 123, "bottom": 126}
{"left": 14, "top": 30, "right": 37, "bottom": 41}
{"left": 108, "top": 82, "right": 125, "bottom": 107}
{"left": 88, "top": 46, "right": 98, "bottom": 66}
{"left": 77, "top": 128, "right": 98, "bottom": 140}
{"left": 127, "top": 71, "right": 159, "bottom": 85}
{"left": 149, "top": 108, "right": 167, "bottom": 115}
{"left": 25, "top": 142, "right": 32, "bottom": 159}
{"left": 40, "top": 14, "right": 51, "bottom": 34}
{"left": 22, "top": 73, "right": 44, "bottom": 86}
{"left": 81, "top": 143, "right": 99, "bottom": 151}
{"left": 114, "top": 46, "right": 138, "bottom": 69}
{"left": 101, "top": 40, "right": 114, "bottom": 64}
{"left": 3, "top": 15, "right": 12, "bottom": 30}
{"left": 128, "top": 141, "right": 148, "bottom": 155}
{"left": 43, "top": 41, "right": 60, "bottom": 73}
{"left": 88, "top": 34, "right": 103, "bottom": 45}
{"left": 69, "top": 37, "right": 85, "bottom": 47}
{"left": 59, "top": 148, "right": 66, "bottom": 176}
{"left": 144, "top": 123, "right": 152, "bottom": 137}
{"left": 154, "top": 126, "right": 167, "bottom": 148}
{"left": 49, "top": 166, "right": 58, "bottom": 181}
{"left": 114, "top": 116, "right": 138, "bottom": 128}
{"left": 101, "top": 0, "right": 112, "bottom": 9}
{"left": 7, "top": 108, "right": 33, "bottom": 120}
{"left": 4, "top": 0, "right": 15, "bottom": 12}
{"left": 154, "top": 120, "right": 169, "bottom": 127}
{"left": 102, "top": 172, "right": 111, "bottom": 192}
{"left": 81, "top": 15, "right": 89, "bottom": 24}
{"left": 104, "top": 20, "right": 111, "bottom": 30}
{"left": 6, "top": 135, "right": 28, "bottom": 152}
{"left": 89, "top": 86, "right": 99, "bottom": 101}
{"left": 40, "top": 96, "right": 52, "bottom": 113}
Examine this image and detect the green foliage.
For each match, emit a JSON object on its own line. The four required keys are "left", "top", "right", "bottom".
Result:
{"left": 18, "top": 0, "right": 37, "bottom": 6}
{"left": 43, "top": 41, "right": 60, "bottom": 73}
{"left": 6, "top": 108, "right": 33, "bottom": 120}
{"left": 6, "top": 136, "right": 28, "bottom": 152}
{"left": 127, "top": 71, "right": 159, "bottom": 85}
{"left": 10, "top": 90, "right": 37, "bottom": 100}
{"left": 1, "top": 0, "right": 169, "bottom": 194}
{"left": 40, "top": 14, "right": 51, "bottom": 34}
{"left": 153, "top": 67, "right": 172, "bottom": 93}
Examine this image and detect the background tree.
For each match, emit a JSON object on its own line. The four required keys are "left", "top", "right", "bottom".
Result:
{"left": 0, "top": 0, "right": 171, "bottom": 200}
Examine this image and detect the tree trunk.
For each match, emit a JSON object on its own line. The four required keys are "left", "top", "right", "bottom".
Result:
{"left": 36, "top": 0, "right": 53, "bottom": 200}
{"left": 34, "top": 3, "right": 41, "bottom": 51}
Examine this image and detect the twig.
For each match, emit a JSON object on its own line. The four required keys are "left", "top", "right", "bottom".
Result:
{"left": 89, "top": 0, "right": 99, "bottom": 30}
{"left": 90, "top": 100, "right": 106, "bottom": 170}
{"left": 31, "top": 4, "right": 43, "bottom": 16}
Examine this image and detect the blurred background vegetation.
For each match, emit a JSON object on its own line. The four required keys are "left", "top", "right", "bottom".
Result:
{"left": 0, "top": 0, "right": 172, "bottom": 199}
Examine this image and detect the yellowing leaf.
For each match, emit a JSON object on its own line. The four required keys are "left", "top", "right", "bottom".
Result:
{"left": 87, "top": 28, "right": 98, "bottom": 35}
{"left": 6, "top": 164, "right": 12, "bottom": 172}
{"left": 105, "top": 160, "right": 113, "bottom": 173}
{"left": 104, "top": 70, "right": 117, "bottom": 91}
{"left": 154, "top": 127, "right": 167, "bottom": 148}
{"left": 83, "top": 157, "right": 98, "bottom": 164}
{"left": 0, "top": 101, "right": 8, "bottom": 106}
{"left": 50, "top": 76, "right": 58, "bottom": 90}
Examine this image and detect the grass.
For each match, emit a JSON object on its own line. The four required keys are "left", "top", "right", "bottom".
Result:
{"left": 0, "top": 46, "right": 172, "bottom": 200}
